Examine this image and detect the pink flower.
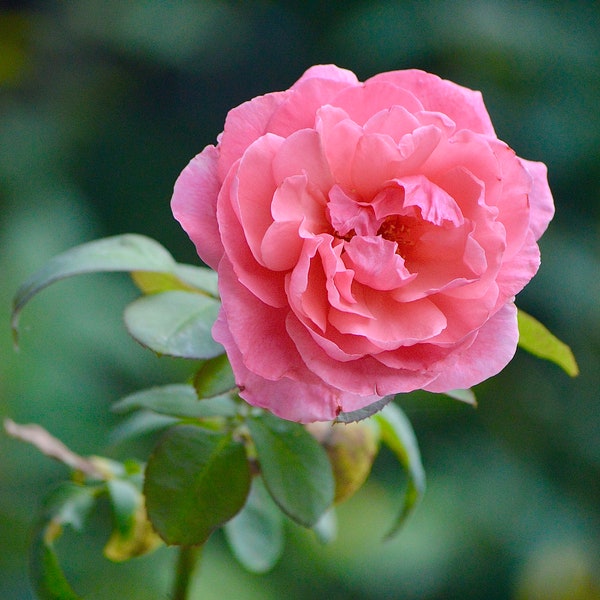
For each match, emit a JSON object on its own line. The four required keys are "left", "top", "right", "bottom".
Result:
{"left": 172, "top": 65, "right": 554, "bottom": 423}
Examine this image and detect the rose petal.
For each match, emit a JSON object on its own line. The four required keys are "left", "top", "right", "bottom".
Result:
{"left": 495, "top": 229, "right": 540, "bottom": 301}
{"left": 272, "top": 129, "right": 333, "bottom": 192}
{"left": 268, "top": 75, "right": 358, "bottom": 137}
{"left": 342, "top": 235, "right": 414, "bottom": 290}
{"left": 218, "top": 91, "right": 287, "bottom": 181}
{"left": 271, "top": 174, "right": 328, "bottom": 227}
{"left": 261, "top": 174, "right": 329, "bottom": 271}
{"left": 430, "top": 287, "right": 498, "bottom": 344}
{"left": 316, "top": 106, "right": 362, "bottom": 190}
{"left": 171, "top": 145, "right": 223, "bottom": 270}
{"left": 328, "top": 292, "right": 447, "bottom": 348}
{"left": 286, "top": 314, "right": 437, "bottom": 396}
{"left": 424, "top": 302, "right": 518, "bottom": 392}
{"left": 235, "top": 134, "right": 284, "bottom": 266}
{"left": 332, "top": 80, "right": 424, "bottom": 126}
{"left": 217, "top": 257, "right": 301, "bottom": 380}
{"left": 363, "top": 105, "right": 421, "bottom": 142}
{"left": 351, "top": 133, "right": 404, "bottom": 199}
{"left": 261, "top": 221, "right": 304, "bottom": 271}
{"left": 392, "top": 175, "right": 464, "bottom": 227}
{"left": 217, "top": 157, "right": 288, "bottom": 308}
{"left": 296, "top": 64, "right": 360, "bottom": 86}
{"left": 520, "top": 158, "right": 555, "bottom": 240}
{"left": 368, "top": 69, "right": 496, "bottom": 136}
{"left": 327, "top": 185, "right": 376, "bottom": 237}
{"left": 213, "top": 310, "right": 344, "bottom": 423}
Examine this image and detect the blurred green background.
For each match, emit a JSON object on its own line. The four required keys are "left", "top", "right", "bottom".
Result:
{"left": 1, "top": 1, "right": 599, "bottom": 599}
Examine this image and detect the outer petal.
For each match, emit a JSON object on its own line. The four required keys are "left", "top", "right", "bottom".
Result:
{"left": 286, "top": 313, "right": 438, "bottom": 396}
{"left": 171, "top": 145, "right": 223, "bottom": 270}
{"left": 213, "top": 309, "right": 343, "bottom": 422}
{"left": 424, "top": 302, "right": 518, "bottom": 392}
{"left": 217, "top": 255, "right": 300, "bottom": 380}
{"left": 520, "top": 158, "right": 555, "bottom": 240}
{"left": 295, "top": 64, "right": 360, "bottom": 86}
{"left": 368, "top": 69, "right": 496, "bottom": 136}
{"left": 495, "top": 230, "right": 540, "bottom": 301}
{"left": 235, "top": 133, "right": 284, "bottom": 266}
{"left": 267, "top": 76, "right": 358, "bottom": 137}
{"left": 217, "top": 155, "right": 288, "bottom": 308}
{"left": 331, "top": 80, "right": 424, "bottom": 126}
{"left": 218, "top": 91, "right": 287, "bottom": 181}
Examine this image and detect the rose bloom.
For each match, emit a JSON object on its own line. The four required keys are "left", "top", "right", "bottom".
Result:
{"left": 172, "top": 65, "right": 554, "bottom": 422}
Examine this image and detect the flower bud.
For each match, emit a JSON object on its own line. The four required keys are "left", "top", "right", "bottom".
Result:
{"left": 307, "top": 420, "right": 380, "bottom": 504}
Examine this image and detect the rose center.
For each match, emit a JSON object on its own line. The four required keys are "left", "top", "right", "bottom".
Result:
{"left": 377, "top": 215, "right": 422, "bottom": 256}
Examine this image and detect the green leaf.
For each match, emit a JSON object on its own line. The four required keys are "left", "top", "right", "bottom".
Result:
{"left": 443, "top": 388, "right": 477, "bottom": 405}
{"left": 30, "top": 483, "right": 97, "bottom": 600}
{"left": 131, "top": 263, "right": 218, "bottom": 297}
{"left": 144, "top": 425, "right": 251, "bottom": 546}
{"left": 224, "top": 477, "right": 284, "bottom": 573}
{"left": 131, "top": 271, "right": 195, "bottom": 294}
{"left": 31, "top": 542, "right": 82, "bottom": 600}
{"left": 108, "top": 412, "right": 178, "bottom": 446}
{"left": 104, "top": 484, "right": 162, "bottom": 562}
{"left": 123, "top": 290, "right": 222, "bottom": 359}
{"left": 312, "top": 507, "right": 338, "bottom": 544}
{"left": 247, "top": 413, "right": 334, "bottom": 528}
{"left": 107, "top": 479, "right": 139, "bottom": 536}
{"left": 517, "top": 309, "right": 579, "bottom": 376}
{"left": 374, "top": 403, "right": 425, "bottom": 538}
{"left": 193, "top": 354, "right": 237, "bottom": 398}
{"left": 39, "top": 482, "right": 98, "bottom": 531}
{"left": 112, "top": 384, "right": 238, "bottom": 419}
{"left": 173, "top": 263, "right": 219, "bottom": 297}
{"left": 335, "top": 395, "right": 394, "bottom": 423}
{"left": 11, "top": 234, "right": 177, "bottom": 342}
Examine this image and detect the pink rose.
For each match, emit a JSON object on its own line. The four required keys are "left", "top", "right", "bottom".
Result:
{"left": 172, "top": 65, "right": 554, "bottom": 423}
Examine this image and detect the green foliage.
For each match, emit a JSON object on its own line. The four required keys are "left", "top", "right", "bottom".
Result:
{"left": 144, "top": 425, "right": 251, "bottom": 546}
{"left": 112, "top": 384, "right": 238, "bottom": 419}
{"left": 104, "top": 478, "right": 163, "bottom": 562}
{"left": 11, "top": 234, "right": 175, "bottom": 342}
{"left": 335, "top": 396, "right": 394, "bottom": 423}
{"left": 27, "top": 461, "right": 155, "bottom": 597}
{"left": 374, "top": 404, "right": 426, "bottom": 537}
{"left": 30, "top": 483, "right": 96, "bottom": 600}
{"left": 517, "top": 309, "right": 579, "bottom": 376}
{"left": 443, "top": 388, "right": 477, "bottom": 404}
{"left": 124, "top": 290, "right": 222, "bottom": 359}
{"left": 106, "top": 479, "right": 140, "bottom": 537}
{"left": 224, "top": 477, "right": 285, "bottom": 574}
{"left": 194, "top": 353, "right": 237, "bottom": 398}
{"left": 108, "top": 412, "right": 180, "bottom": 446}
{"left": 131, "top": 264, "right": 218, "bottom": 297}
{"left": 247, "top": 413, "right": 335, "bottom": 528}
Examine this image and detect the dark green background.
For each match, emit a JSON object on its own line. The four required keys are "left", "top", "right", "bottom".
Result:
{"left": 1, "top": 1, "right": 599, "bottom": 598}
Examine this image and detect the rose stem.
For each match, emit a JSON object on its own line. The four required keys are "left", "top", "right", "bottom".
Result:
{"left": 172, "top": 545, "right": 203, "bottom": 600}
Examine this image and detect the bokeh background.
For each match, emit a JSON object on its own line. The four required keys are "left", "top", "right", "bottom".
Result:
{"left": 1, "top": 1, "right": 599, "bottom": 599}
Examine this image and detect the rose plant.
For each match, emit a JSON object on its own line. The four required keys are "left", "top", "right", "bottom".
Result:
{"left": 172, "top": 64, "right": 556, "bottom": 423}
{"left": 7, "top": 65, "right": 577, "bottom": 600}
